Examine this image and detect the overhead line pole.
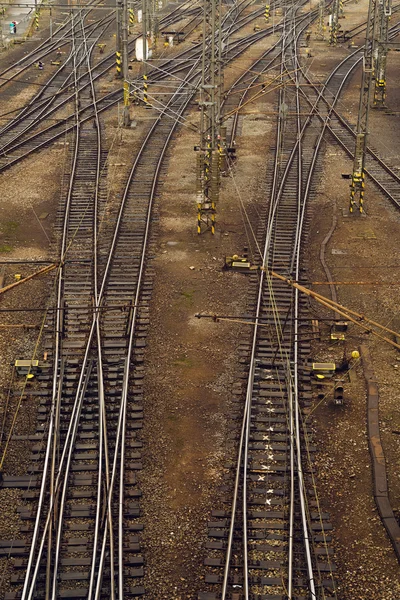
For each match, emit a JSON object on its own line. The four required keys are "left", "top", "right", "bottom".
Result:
{"left": 122, "top": 0, "right": 130, "bottom": 126}
{"left": 116, "top": 0, "right": 123, "bottom": 77}
{"left": 373, "top": 0, "right": 392, "bottom": 107}
{"left": 316, "top": 0, "right": 325, "bottom": 40}
{"left": 196, "top": 0, "right": 222, "bottom": 234}
{"left": 349, "top": 0, "right": 378, "bottom": 213}
{"left": 329, "top": 0, "right": 340, "bottom": 45}
{"left": 142, "top": 0, "right": 148, "bottom": 103}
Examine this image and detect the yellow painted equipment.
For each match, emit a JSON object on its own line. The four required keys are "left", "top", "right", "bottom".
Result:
{"left": 224, "top": 255, "right": 257, "bottom": 271}
{"left": 330, "top": 321, "right": 348, "bottom": 340}
{"left": 15, "top": 359, "right": 39, "bottom": 376}
{"left": 312, "top": 362, "right": 336, "bottom": 379}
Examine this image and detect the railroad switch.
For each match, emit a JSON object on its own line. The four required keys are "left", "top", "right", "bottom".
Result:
{"left": 98, "top": 43, "right": 106, "bottom": 54}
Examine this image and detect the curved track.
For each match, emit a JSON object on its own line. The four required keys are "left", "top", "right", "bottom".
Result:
{"left": 0, "top": 1, "right": 280, "bottom": 598}
{"left": 200, "top": 4, "right": 338, "bottom": 599}
{"left": 2, "top": 0, "right": 400, "bottom": 598}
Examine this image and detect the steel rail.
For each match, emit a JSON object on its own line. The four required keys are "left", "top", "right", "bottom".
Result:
{"left": 92, "top": 57, "right": 203, "bottom": 600}
{"left": 288, "top": 11, "right": 317, "bottom": 599}
{"left": 0, "top": 9, "right": 115, "bottom": 128}
{"left": 83, "top": 7, "right": 116, "bottom": 597}
{"left": 219, "top": 7, "right": 295, "bottom": 599}
{"left": 267, "top": 16, "right": 301, "bottom": 597}
{"left": 21, "top": 12, "right": 103, "bottom": 599}
{"left": 294, "top": 37, "right": 400, "bottom": 209}
{"left": 0, "top": 0, "right": 201, "bottom": 147}
{"left": 0, "top": 17, "right": 113, "bottom": 153}
{"left": 200, "top": 12, "right": 317, "bottom": 594}
{"left": 50, "top": 15, "right": 105, "bottom": 599}
{"left": 266, "top": 8, "right": 357, "bottom": 595}
{"left": 21, "top": 16, "right": 209, "bottom": 599}
{"left": 15, "top": 3, "right": 289, "bottom": 596}
{"left": 19, "top": 14, "right": 86, "bottom": 597}
{"left": 0, "top": 0, "right": 202, "bottom": 119}
{"left": 0, "top": 1, "right": 277, "bottom": 170}
{"left": 279, "top": 20, "right": 297, "bottom": 597}
{"left": 220, "top": 2, "right": 327, "bottom": 597}
{"left": 0, "top": 0, "right": 115, "bottom": 93}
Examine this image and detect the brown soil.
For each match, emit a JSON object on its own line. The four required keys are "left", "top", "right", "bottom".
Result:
{"left": 0, "top": 2, "right": 399, "bottom": 599}
{"left": 305, "top": 4, "right": 400, "bottom": 597}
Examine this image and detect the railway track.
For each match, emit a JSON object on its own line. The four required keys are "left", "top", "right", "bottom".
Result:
{"left": 200, "top": 4, "right": 339, "bottom": 599}
{"left": 0, "top": 0, "right": 203, "bottom": 170}
{"left": 198, "top": 5, "right": 400, "bottom": 600}
{"left": 0, "top": 0, "right": 281, "bottom": 173}
{"left": 3, "top": 0, "right": 400, "bottom": 597}
{"left": 290, "top": 21, "right": 400, "bottom": 212}
{"left": 0, "top": 0, "right": 277, "bottom": 597}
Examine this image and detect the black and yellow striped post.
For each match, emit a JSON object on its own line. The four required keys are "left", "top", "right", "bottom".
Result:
{"left": 129, "top": 8, "right": 135, "bottom": 33}
{"left": 264, "top": 4, "right": 270, "bottom": 22}
{"left": 349, "top": 171, "right": 364, "bottom": 213}
{"left": 34, "top": 11, "right": 39, "bottom": 29}
{"left": 196, "top": 153, "right": 204, "bottom": 234}
{"left": 329, "top": 21, "right": 337, "bottom": 46}
{"left": 373, "top": 78, "right": 386, "bottom": 106}
{"left": 204, "top": 143, "right": 211, "bottom": 186}
{"left": 210, "top": 151, "right": 219, "bottom": 234}
{"left": 197, "top": 145, "right": 219, "bottom": 234}
{"left": 143, "top": 73, "right": 149, "bottom": 105}
{"left": 359, "top": 173, "right": 365, "bottom": 213}
{"left": 116, "top": 50, "right": 122, "bottom": 77}
{"left": 197, "top": 200, "right": 202, "bottom": 234}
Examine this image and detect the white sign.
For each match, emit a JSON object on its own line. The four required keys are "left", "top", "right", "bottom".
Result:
{"left": 135, "top": 37, "right": 149, "bottom": 61}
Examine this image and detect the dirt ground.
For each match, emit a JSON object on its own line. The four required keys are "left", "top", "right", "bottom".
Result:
{"left": 304, "top": 3, "right": 400, "bottom": 597}
{"left": 0, "top": 1, "right": 399, "bottom": 599}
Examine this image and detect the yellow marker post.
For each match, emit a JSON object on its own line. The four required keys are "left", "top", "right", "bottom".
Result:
{"left": 143, "top": 73, "right": 148, "bottom": 104}
{"left": 116, "top": 51, "right": 122, "bottom": 77}
{"left": 124, "top": 80, "right": 129, "bottom": 107}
